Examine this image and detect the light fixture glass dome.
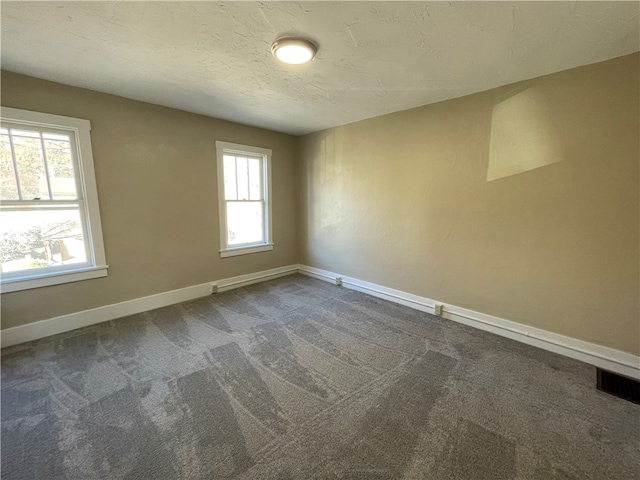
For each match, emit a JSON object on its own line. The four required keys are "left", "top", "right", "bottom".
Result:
{"left": 271, "top": 38, "right": 317, "bottom": 65}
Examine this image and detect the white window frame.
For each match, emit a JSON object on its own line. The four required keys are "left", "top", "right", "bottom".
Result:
{"left": 0, "top": 107, "right": 108, "bottom": 293}
{"left": 216, "top": 141, "right": 273, "bottom": 258}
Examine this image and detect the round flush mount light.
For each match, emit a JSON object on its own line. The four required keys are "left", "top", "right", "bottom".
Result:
{"left": 271, "top": 37, "right": 317, "bottom": 65}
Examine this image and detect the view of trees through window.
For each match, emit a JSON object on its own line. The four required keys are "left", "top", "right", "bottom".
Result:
{"left": 0, "top": 126, "right": 87, "bottom": 275}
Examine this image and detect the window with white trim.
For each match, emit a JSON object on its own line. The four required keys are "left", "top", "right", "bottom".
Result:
{"left": 0, "top": 107, "right": 107, "bottom": 293}
{"left": 216, "top": 141, "right": 273, "bottom": 258}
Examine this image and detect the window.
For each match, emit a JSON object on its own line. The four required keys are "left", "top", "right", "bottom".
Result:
{"left": 216, "top": 141, "right": 273, "bottom": 257}
{"left": 0, "top": 107, "right": 107, "bottom": 292}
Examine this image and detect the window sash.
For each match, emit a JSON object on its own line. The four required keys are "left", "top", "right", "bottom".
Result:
{"left": 224, "top": 199, "right": 266, "bottom": 247}
{"left": 223, "top": 154, "right": 264, "bottom": 201}
{"left": 0, "top": 202, "right": 93, "bottom": 279}
{"left": 1, "top": 122, "right": 81, "bottom": 202}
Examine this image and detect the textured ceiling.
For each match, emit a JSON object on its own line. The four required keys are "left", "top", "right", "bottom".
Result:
{"left": 1, "top": 1, "right": 639, "bottom": 135}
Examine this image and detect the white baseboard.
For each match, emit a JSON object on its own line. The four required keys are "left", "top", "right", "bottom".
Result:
{"left": 297, "top": 264, "right": 640, "bottom": 380}
{"left": 216, "top": 265, "right": 299, "bottom": 292}
{"left": 1, "top": 265, "right": 298, "bottom": 349}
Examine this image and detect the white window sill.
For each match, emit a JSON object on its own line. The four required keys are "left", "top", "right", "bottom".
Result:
{"left": 1, "top": 265, "right": 109, "bottom": 293}
{"left": 220, "top": 243, "right": 274, "bottom": 258}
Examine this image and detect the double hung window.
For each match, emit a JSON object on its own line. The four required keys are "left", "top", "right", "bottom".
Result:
{"left": 216, "top": 141, "right": 273, "bottom": 257}
{"left": 0, "top": 107, "right": 107, "bottom": 292}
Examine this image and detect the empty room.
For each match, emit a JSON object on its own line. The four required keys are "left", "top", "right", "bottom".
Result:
{"left": 1, "top": 1, "right": 638, "bottom": 479}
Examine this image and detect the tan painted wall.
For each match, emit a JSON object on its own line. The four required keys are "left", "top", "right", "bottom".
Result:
{"left": 299, "top": 53, "right": 640, "bottom": 355}
{"left": 1, "top": 71, "right": 298, "bottom": 330}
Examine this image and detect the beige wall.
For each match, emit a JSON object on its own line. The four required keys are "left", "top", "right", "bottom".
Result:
{"left": 1, "top": 71, "right": 298, "bottom": 330}
{"left": 299, "top": 53, "right": 640, "bottom": 355}
{"left": 3, "top": 54, "right": 639, "bottom": 356}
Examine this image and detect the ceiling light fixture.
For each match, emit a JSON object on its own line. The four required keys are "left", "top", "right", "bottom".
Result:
{"left": 271, "top": 37, "right": 317, "bottom": 65}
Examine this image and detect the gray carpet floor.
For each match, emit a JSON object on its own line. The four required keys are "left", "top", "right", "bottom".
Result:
{"left": 2, "top": 274, "right": 639, "bottom": 479}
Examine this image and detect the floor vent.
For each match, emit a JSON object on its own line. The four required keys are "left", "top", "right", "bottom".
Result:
{"left": 596, "top": 369, "right": 640, "bottom": 404}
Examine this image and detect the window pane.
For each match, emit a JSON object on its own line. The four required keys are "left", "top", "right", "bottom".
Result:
{"left": 223, "top": 155, "right": 237, "bottom": 200}
{"left": 11, "top": 129, "right": 39, "bottom": 138}
{"left": 42, "top": 132, "right": 70, "bottom": 141}
{"left": 0, "top": 134, "right": 19, "bottom": 200}
{"left": 12, "top": 131, "right": 49, "bottom": 200}
{"left": 248, "top": 158, "right": 262, "bottom": 200}
{"left": 44, "top": 135, "right": 77, "bottom": 199}
{"left": 0, "top": 207, "right": 87, "bottom": 274}
{"left": 236, "top": 157, "right": 249, "bottom": 200}
{"left": 226, "top": 201, "right": 263, "bottom": 246}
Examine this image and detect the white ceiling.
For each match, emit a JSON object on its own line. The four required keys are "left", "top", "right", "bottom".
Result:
{"left": 1, "top": 1, "right": 638, "bottom": 135}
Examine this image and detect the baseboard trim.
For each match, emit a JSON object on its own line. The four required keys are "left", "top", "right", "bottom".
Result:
{"left": 216, "top": 265, "right": 299, "bottom": 292}
{"left": 296, "top": 264, "right": 640, "bottom": 380}
{"left": 1, "top": 265, "right": 298, "bottom": 348}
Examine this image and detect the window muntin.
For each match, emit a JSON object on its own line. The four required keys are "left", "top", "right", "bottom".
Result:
{"left": 216, "top": 141, "right": 272, "bottom": 257}
{"left": 0, "top": 108, "right": 107, "bottom": 291}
